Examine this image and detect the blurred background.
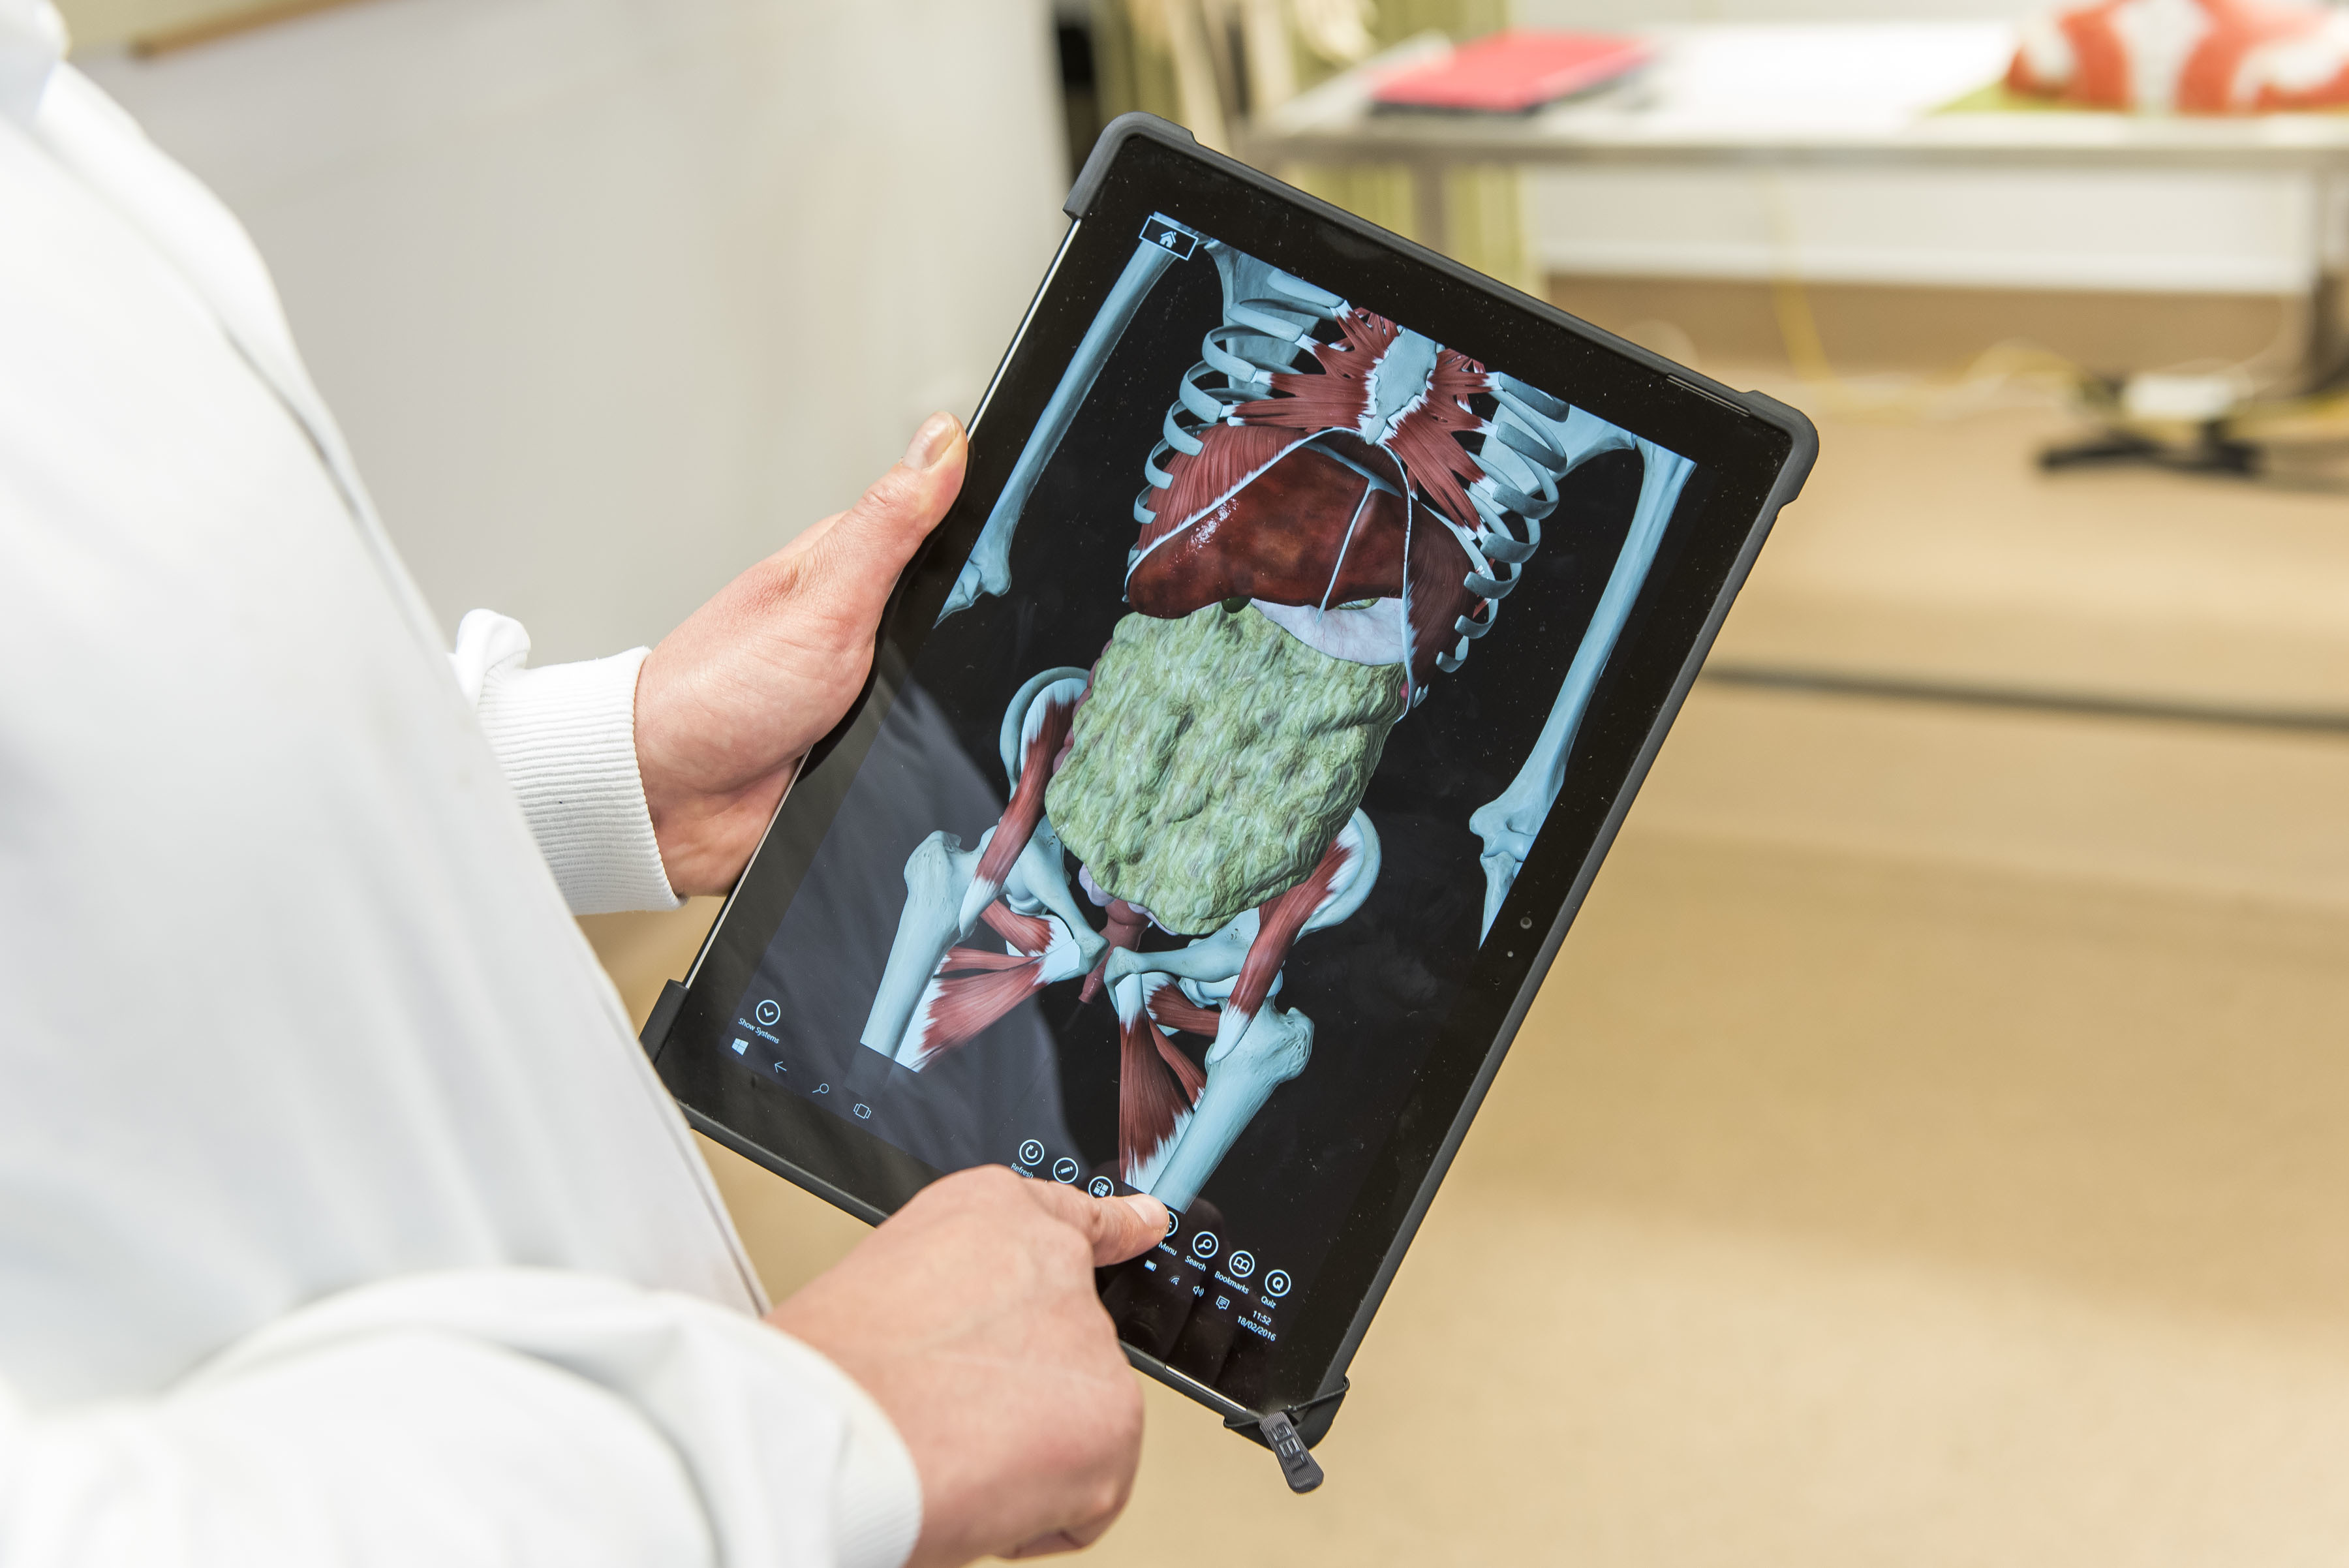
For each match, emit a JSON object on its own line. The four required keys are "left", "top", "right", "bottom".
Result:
{"left": 54, "top": 0, "right": 2349, "bottom": 1560}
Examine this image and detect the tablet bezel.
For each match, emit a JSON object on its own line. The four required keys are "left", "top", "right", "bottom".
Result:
{"left": 646, "top": 114, "right": 1817, "bottom": 1446}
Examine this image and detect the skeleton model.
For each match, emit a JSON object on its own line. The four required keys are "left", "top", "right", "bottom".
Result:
{"left": 2008, "top": 0, "right": 2349, "bottom": 112}
{"left": 859, "top": 222, "right": 1693, "bottom": 1212}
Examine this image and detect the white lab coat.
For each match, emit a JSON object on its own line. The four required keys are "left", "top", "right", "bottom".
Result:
{"left": 0, "top": 3, "right": 919, "bottom": 1563}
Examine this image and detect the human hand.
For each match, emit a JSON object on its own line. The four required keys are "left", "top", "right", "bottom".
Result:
{"left": 766, "top": 1167, "right": 1167, "bottom": 1568}
{"left": 634, "top": 414, "right": 967, "bottom": 895}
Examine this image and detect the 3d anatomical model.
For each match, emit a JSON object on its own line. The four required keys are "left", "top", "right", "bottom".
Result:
{"left": 2008, "top": 0, "right": 2349, "bottom": 112}
{"left": 859, "top": 221, "right": 1693, "bottom": 1212}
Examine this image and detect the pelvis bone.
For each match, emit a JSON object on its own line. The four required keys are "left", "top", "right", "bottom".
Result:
{"left": 1105, "top": 813, "right": 1381, "bottom": 1204}
{"left": 859, "top": 669, "right": 1105, "bottom": 1072}
{"left": 859, "top": 643, "right": 1385, "bottom": 1215}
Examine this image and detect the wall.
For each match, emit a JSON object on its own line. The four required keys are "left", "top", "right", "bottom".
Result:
{"left": 76, "top": 0, "right": 1068, "bottom": 662}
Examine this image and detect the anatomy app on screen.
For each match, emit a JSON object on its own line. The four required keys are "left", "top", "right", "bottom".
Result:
{"left": 723, "top": 216, "right": 1695, "bottom": 1400}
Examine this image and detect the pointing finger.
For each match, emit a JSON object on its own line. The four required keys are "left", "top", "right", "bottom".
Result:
{"left": 1019, "top": 1179, "right": 1169, "bottom": 1267}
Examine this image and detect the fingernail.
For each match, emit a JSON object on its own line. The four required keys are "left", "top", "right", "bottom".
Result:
{"left": 1122, "top": 1193, "right": 1167, "bottom": 1228}
{"left": 902, "top": 412, "right": 956, "bottom": 471}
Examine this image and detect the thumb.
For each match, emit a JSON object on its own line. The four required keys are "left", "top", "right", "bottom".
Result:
{"left": 808, "top": 412, "right": 966, "bottom": 578}
{"left": 1023, "top": 1182, "right": 1170, "bottom": 1267}
{"left": 1101, "top": 1193, "right": 1171, "bottom": 1265}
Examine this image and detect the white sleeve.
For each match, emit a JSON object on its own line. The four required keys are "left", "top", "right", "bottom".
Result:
{"left": 449, "top": 609, "right": 682, "bottom": 916}
{"left": 0, "top": 1269, "right": 921, "bottom": 1568}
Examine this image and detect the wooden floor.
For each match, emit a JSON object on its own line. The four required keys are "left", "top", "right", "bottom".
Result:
{"left": 583, "top": 369, "right": 2349, "bottom": 1566}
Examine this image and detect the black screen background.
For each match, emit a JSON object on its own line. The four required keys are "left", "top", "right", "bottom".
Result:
{"left": 728, "top": 234, "right": 1707, "bottom": 1401}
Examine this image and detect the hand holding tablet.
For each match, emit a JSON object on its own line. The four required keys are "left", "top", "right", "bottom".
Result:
{"left": 632, "top": 414, "right": 971, "bottom": 896}
{"left": 646, "top": 114, "right": 1815, "bottom": 1485}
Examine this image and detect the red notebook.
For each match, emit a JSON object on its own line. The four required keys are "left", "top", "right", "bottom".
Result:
{"left": 1372, "top": 29, "right": 1651, "bottom": 114}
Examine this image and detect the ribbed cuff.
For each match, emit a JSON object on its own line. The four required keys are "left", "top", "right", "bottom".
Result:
{"left": 459, "top": 613, "right": 680, "bottom": 915}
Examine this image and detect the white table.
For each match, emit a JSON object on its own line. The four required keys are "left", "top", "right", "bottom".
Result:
{"left": 1246, "top": 23, "right": 2349, "bottom": 375}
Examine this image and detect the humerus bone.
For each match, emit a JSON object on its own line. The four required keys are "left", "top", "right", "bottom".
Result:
{"left": 1468, "top": 431, "right": 1695, "bottom": 939}
{"left": 940, "top": 241, "right": 1184, "bottom": 621}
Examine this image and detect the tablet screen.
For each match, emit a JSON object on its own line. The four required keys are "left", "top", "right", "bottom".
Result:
{"left": 712, "top": 214, "right": 1696, "bottom": 1402}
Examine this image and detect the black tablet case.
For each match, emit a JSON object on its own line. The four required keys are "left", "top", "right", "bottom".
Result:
{"left": 641, "top": 113, "right": 1819, "bottom": 1488}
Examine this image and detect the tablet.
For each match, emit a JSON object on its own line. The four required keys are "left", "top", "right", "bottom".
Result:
{"left": 641, "top": 113, "right": 1815, "bottom": 1484}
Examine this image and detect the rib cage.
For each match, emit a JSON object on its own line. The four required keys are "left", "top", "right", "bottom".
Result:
{"left": 1131, "top": 242, "right": 1651, "bottom": 683}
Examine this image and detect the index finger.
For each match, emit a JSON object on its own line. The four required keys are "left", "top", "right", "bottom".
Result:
{"left": 1020, "top": 1179, "right": 1169, "bottom": 1267}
